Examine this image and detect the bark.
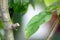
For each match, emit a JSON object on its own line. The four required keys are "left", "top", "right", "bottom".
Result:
{"left": 0, "top": 0, "right": 14, "bottom": 40}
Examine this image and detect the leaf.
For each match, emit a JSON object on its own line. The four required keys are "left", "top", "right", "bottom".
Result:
{"left": 12, "top": 12, "right": 22, "bottom": 36}
{"left": 8, "top": 0, "right": 14, "bottom": 8}
{"left": 0, "top": 19, "right": 3, "bottom": 29}
{"left": 8, "top": 0, "right": 29, "bottom": 15}
{"left": 25, "top": 11, "right": 53, "bottom": 39}
{"left": 57, "top": 9, "right": 60, "bottom": 15}
{"left": 57, "top": 8, "right": 60, "bottom": 21}
{"left": 12, "top": 13, "right": 21, "bottom": 28}
{"left": 29, "top": 0, "right": 43, "bottom": 8}
{"left": 0, "top": 30, "right": 5, "bottom": 40}
{"left": 45, "top": 4, "right": 57, "bottom": 11}
{"left": 13, "top": 0, "right": 29, "bottom": 15}
{"left": 56, "top": 4, "right": 60, "bottom": 21}
{"left": 58, "top": 0, "right": 60, "bottom": 5}
{"left": 44, "top": 0, "right": 57, "bottom": 6}
{"left": 8, "top": 0, "right": 29, "bottom": 39}
{"left": 21, "top": 0, "right": 29, "bottom": 5}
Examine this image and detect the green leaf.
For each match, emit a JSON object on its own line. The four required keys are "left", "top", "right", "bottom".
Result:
{"left": 25, "top": 11, "right": 53, "bottom": 39}
{"left": 45, "top": 4, "right": 57, "bottom": 11}
{"left": 0, "top": 19, "right": 3, "bottom": 29}
{"left": 57, "top": 9, "right": 60, "bottom": 15}
{"left": 58, "top": 0, "right": 60, "bottom": 5}
{"left": 0, "top": 30, "right": 5, "bottom": 40}
{"left": 12, "top": 12, "right": 22, "bottom": 36}
{"left": 12, "top": 13, "right": 21, "bottom": 28}
{"left": 13, "top": 0, "right": 29, "bottom": 15}
{"left": 8, "top": 0, "right": 29, "bottom": 15}
{"left": 29, "top": 0, "right": 43, "bottom": 8}
{"left": 57, "top": 8, "right": 60, "bottom": 21}
{"left": 44, "top": 0, "right": 57, "bottom": 6}
{"left": 8, "top": 0, "right": 14, "bottom": 8}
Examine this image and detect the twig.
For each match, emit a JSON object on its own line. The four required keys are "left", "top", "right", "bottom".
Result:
{"left": 46, "top": 19, "right": 59, "bottom": 40}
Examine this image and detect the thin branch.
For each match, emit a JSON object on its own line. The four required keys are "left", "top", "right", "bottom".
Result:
{"left": 46, "top": 19, "right": 59, "bottom": 40}
{"left": 11, "top": 23, "right": 20, "bottom": 29}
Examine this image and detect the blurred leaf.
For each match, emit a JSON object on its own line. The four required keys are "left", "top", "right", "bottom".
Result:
{"left": 21, "top": 0, "right": 29, "bottom": 5}
{"left": 57, "top": 8, "right": 60, "bottom": 21}
{"left": 12, "top": 13, "right": 22, "bottom": 29}
{"left": 12, "top": 13, "right": 22, "bottom": 40}
{"left": 13, "top": 3, "right": 29, "bottom": 15}
{"left": 57, "top": 9, "right": 60, "bottom": 15}
{"left": 25, "top": 11, "right": 53, "bottom": 39}
{"left": 13, "top": 0, "right": 29, "bottom": 15}
{"left": 45, "top": 4, "right": 57, "bottom": 11}
{"left": 0, "top": 19, "right": 3, "bottom": 29}
{"left": 58, "top": 0, "right": 60, "bottom": 5}
{"left": 8, "top": 0, "right": 13, "bottom": 8}
{"left": 0, "top": 30, "right": 5, "bottom": 40}
{"left": 12, "top": 12, "right": 22, "bottom": 37}
{"left": 29, "top": 0, "right": 43, "bottom": 8}
{"left": 8, "top": 0, "right": 29, "bottom": 15}
{"left": 44, "top": 0, "right": 57, "bottom": 6}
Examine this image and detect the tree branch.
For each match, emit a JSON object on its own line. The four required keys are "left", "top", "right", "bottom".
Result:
{"left": 0, "top": 0, "right": 20, "bottom": 40}
{"left": 47, "top": 19, "right": 59, "bottom": 40}
{"left": 1, "top": 0, "right": 14, "bottom": 40}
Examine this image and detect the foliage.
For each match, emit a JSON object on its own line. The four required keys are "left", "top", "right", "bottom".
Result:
{"left": 0, "top": 0, "right": 60, "bottom": 40}
{"left": 29, "top": 0, "right": 43, "bottom": 8}
{"left": 8, "top": 0, "right": 29, "bottom": 40}
{"left": 9, "top": 0, "right": 29, "bottom": 15}
{"left": 44, "top": 0, "right": 57, "bottom": 6}
{"left": 25, "top": 0, "right": 60, "bottom": 39}
{"left": 25, "top": 11, "right": 53, "bottom": 38}
{"left": 0, "top": 19, "right": 3, "bottom": 29}
{"left": 0, "top": 30, "right": 5, "bottom": 40}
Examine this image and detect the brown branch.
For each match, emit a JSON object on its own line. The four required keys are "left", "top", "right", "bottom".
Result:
{"left": 0, "top": 0, "right": 14, "bottom": 40}
{"left": 0, "top": 0, "right": 20, "bottom": 40}
{"left": 46, "top": 19, "right": 59, "bottom": 40}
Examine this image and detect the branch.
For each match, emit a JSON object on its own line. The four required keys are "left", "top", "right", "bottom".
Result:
{"left": 11, "top": 23, "right": 20, "bottom": 29}
{"left": 46, "top": 19, "right": 59, "bottom": 40}
{"left": 46, "top": 9, "right": 59, "bottom": 40}
{"left": 0, "top": 0, "right": 20, "bottom": 40}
